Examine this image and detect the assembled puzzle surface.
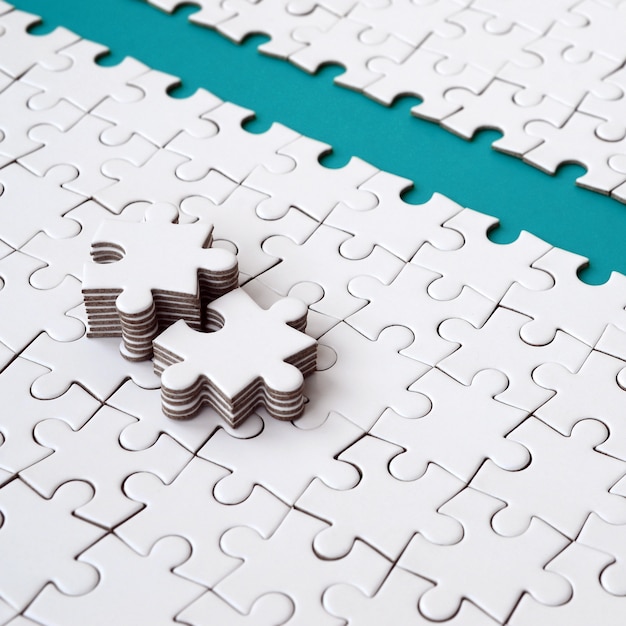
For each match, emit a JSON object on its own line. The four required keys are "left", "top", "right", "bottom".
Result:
{"left": 1, "top": 2, "right": 626, "bottom": 624}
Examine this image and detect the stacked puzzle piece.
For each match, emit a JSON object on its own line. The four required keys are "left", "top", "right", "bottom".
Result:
{"left": 148, "top": 0, "right": 626, "bottom": 201}
{"left": 1, "top": 3, "right": 626, "bottom": 626}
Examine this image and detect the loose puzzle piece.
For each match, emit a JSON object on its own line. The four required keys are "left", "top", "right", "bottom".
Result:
{"left": 0, "top": 79, "right": 82, "bottom": 168}
{"left": 107, "top": 379, "right": 263, "bottom": 453}
{"left": 26, "top": 534, "right": 205, "bottom": 626}
{"left": 0, "top": 251, "right": 84, "bottom": 353}
{"left": 154, "top": 288, "right": 317, "bottom": 423}
{"left": 117, "top": 457, "right": 289, "bottom": 587}
{"left": 23, "top": 330, "right": 160, "bottom": 401}
{"left": 372, "top": 368, "right": 530, "bottom": 483}
{"left": 215, "top": 509, "right": 391, "bottom": 625}
{"left": 534, "top": 350, "right": 626, "bottom": 461}
{"left": 96, "top": 148, "right": 238, "bottom": 213}
{"left": 297, "top": 435, "right": 464, "bottom": 560}
{"left": 0, "top": 7, "right": 79, "bottom": 78}
{"left": 324, "top": 567, "right": 500, "bottom": 626}
{"left": 442, "top": 78, "right": 572, "bottom": 156}
{"left": 168, "top": 101, "right": 299, "bottom": 183}
{"left": 579, "top": 513, "right": 626, "bottom": 596}
{"left": 179, "top": 186, "right": 317, "bottom": 281}
{"left": 365, "top": 47, "right": 492, "bottom": 122}
{"left": 0, "top": 479, "right": 102, "bottom": 612}
{"left": 438, "top": 306, "right": 591, "bottom": 411}
{"left": 290, "top": 17, "right": 414, "bottom": 91}
{"left": 298, "top": 322, "right": 431, "bottom": 431}
{"left": 218, "top": 0, "right": 337, "bottom": 59}
{"left": 20, "top": 406, "right": 192, "bottom": 528}
{"left": 325, "top": 170, "right": 464, "bottom": 261}
{"left": 92, "top": 68, "right": 222, "bottom": 147}
{"left": 508, "top": 541, "right": 626, "bottom": 626}
{"left": 471, "top": 417, "right": 626, "bottom": 539}
{"left": 501, "top": 246, "right": 626, "bottom": 347}
{"left": 347, "top": 262, "right": 495, "bottom": 365}
{"left": 0, "top": 162, "right": 85, "bottom": 249}
{"left": 22, "top": 38, "right": 147, "bottom": 112}
{"left": 20, "top": 114, "right": 157, "bottom": 197}
{"left": 0, "top": 357, "right": 99, "bottom": 480}
{"left": 198, "top": 409, "right": 361, "bottom": 505}
{"left": 398, "top": 487, "right": 572, "bottom": 623}
{"left": 178, "top": 590, "right": 294, "bottom": 626}
{"left": 83, "top": 202, "right": 238, "bottom": 360}
{"left": 260, "top": 224, "right": 403, "bottom": 319}
{"left": 244, "top": 135, "right": 379, "bottom": 221}
{"left": 412, "top": 208, "right": 554, "bottom": 302}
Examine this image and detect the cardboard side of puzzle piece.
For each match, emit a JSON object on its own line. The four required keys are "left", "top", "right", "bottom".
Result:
{"left": 501, "top": 246, "right": 626, "bottom": 348}
{"left": 92, "top": 68, "right": 223, "bottom": 147}
{"left": 26, "top": 534, "right": 205, "bottom": 626}
{"left": 324, "top": 567, "right": 500, "bottom": 626}
{"left": 22, "top": 38, "right": 148, "bottom": 112}
{"left": 372, "top": 368, "right": 530, "bottom": 484}
{"left": 438, "top": 306, "right": 591, "bottom": 412}
{"left": 398, "top": 488, "right": 572, "bottom": 624}
{"left": 471, "top": 417, "right": 626, "bottom": 540}
{"left": 154, "top": 288, "right": 316, "bottom": 423}
{"left": 347, "top": 262, "right": 495, "bottom": 366}
{"left": 20, "top": 405, "right": 192, "bottom": 528}
{"left": 169, "top": 101, "right": 300, "bottom": 183}
{"left": 108, "top": 380, "right": 263, "bottom": 453}
{"left": 290, "top": 17, "right": 414, "bottom": 92}
{"left": 244, "top": 135, "right": 379, "bottom": 222}
{"left": 0, "top": 251, "right": 84, "bottom": 353}
{"left": 326, "top": 170, "right": 465, "bottom": 261}
{"left": 297, "top": 435, "right": 464, "bottom": 561}
{"left": 508, "top": 542, "right": 626, "bottom": 626}
{"left": 412, "top": 208, "right": 554, "bottom": 303}
{"left": 198, "top": 409, "right": 362, "bottom": 505}
{"left": 298, "top": 322, "right": 431, "bottom": 431}
{"left": 533, "top": 350, "right": 626, "bottom": 461}
{"left": 215, "top": 509, "right": 391, "bottom": 625}
{"left": 0, "top": 7, "right": 79, "bottom": 79}
{"left": 0, "top": 479, "right": 102, "bottom": 612}
{"left": 0, "top": 357, "right": 99, "bottom": 479}
{"left": 118, "top": 457, "right": 289, "bottom": 587}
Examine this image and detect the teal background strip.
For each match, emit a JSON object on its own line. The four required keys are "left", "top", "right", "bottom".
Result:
{"left": 12, "top": 0, "right": 626, "bottom": 284}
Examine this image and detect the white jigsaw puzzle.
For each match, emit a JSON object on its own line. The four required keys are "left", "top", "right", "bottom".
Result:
{"left": 2, "top": 2, "right": 626, "bottom": 624}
